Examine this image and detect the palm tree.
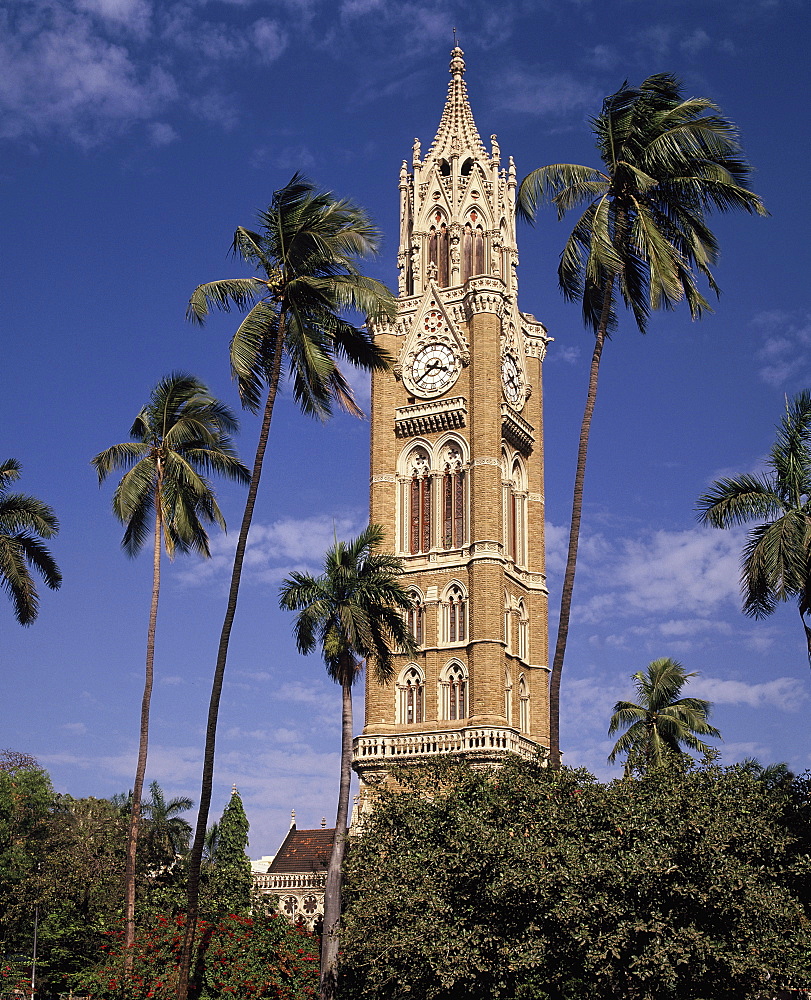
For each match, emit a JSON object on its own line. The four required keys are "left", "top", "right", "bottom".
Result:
{"left": 608, "top": 657, "right": 721, "bottom": 772}
{"left": 178, "top": 175, "right": 396, "bottom": 1000}
{"left": 141, "top": 780, "right": 194, "bottom": 867}
{"left": 92, "top": 372, "right": 249, "bottom": 964}
{"left": 696, "top": 390, "right": 811, "bottom": 661}
{"left": 517, "top": 74, "right": 766, "bottom": 768}
{"left": 279, "top": 524, "right": 417, "bottom": 1000}
{"left": 0, "top": 459, "right": 61, "bottom": 625}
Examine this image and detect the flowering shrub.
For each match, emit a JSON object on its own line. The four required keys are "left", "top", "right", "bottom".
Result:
{"left": 0, "top": 959, "right": 29, "bottom": 998}
{"left": 77, "top": 912, "right": 319, "bottom": 1000}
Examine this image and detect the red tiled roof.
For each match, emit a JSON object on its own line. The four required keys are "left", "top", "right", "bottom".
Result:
{"left": 268, "top": 827, "right": 336, "bottom": 874}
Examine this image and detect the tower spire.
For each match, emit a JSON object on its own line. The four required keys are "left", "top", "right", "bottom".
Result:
{"left": 424, "top": 46, "right": 488, "bottom": 164}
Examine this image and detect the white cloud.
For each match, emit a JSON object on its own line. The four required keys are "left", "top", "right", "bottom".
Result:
{"left": 680, "top": 28, "right": 711, "bottom": 56}
{"left": 251, "top": 17, "right": 288, "bottom": 63}
{"left": 586, "top": 526, "right": 743, "bottom": 619}
{"left": 549, "top": 345, "right": 581, "bottom": 365}
{"left": 0, "top": 3, "right": 177, "bottom": 144}
{"left": 178, "top": 513, "right": 366, "bottom": 587}
{"left": 493, "top": 68, "right": 602, "bottom": 118}
{"left": 690, "top": 675, "right": 808, "bottom": 711}
{"left": 753, "top": 310, "right": 811, "bottom": 387}
{"left": 75, "top": 0, "right": 152, "bottom": 36}
{"left": 148, "top": 121, "right": 177, "bottom": 145}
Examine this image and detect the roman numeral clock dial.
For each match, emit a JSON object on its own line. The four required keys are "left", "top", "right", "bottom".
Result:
{"left": 405, "top": 311, "right": 461, "bottom": 398}
{"left": 502, "top": 352, "right": 524, "bottom": 407}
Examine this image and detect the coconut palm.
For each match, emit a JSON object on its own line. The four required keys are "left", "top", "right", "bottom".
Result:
{"left": 608, "top": 657, "right": 721, "bottom": 772}
{"left": 92, "top": 372, "right": 249, "bottom": 964}
{"left": 696, "top": 390, "right": 811, "bottom": 661}
{"left": 179, "top": 175, "right": 396, "bottom": 1000}
{"left": 279, "top": 524, "right": 417, "bottom": 1000}
{"left": 141, "top": 780, "right": 194, "bottom": 867}
{"left": 518, "top": 74, "right": 766, "bottom": 768}
{"left": 0, "top": 459, "right": 61, "bottom": 625}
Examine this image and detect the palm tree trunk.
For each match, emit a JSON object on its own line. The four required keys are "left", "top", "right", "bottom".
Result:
{"left": 124, "top": 498, "right": 162, "bottom": 969}
{"left": 547, "top": 281, "right": 614, "bottom": 768}
{"left": 320, "top": 675, "right": 353, "bottom": 1000}
{"left": 177, "top": 319, "right": 286, "bottom": 1000}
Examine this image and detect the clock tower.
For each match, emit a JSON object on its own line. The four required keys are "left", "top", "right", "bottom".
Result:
{"left": 353, "top": 47, "right": 551, "bottom": 787}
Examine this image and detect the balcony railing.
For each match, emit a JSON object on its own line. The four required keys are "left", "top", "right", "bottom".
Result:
{"left": 253, "top": 872, "right": 326, "bottom": 892}
{"left": 353, "top": 725, "right": 541, "bottom": 765}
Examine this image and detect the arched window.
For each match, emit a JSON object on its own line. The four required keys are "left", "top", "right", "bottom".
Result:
{"left": 441, "top": 661, "right": 468, "bottom": 721}
{"left": 406, "top": 590, "right": 425, "bottom": 646}
{"left": 442, "top": 583, "right": 468, "bottom": 644}
{"left": 397, "top": 665, "right": 425, "bottom": 725}
{"left": 428, "top": 210, "right": 450, "bottom": 287}
{"left": 503, "top": 454, "right": 527, "bottom": 567}
{"left": 519, "top": 675, "right": 530, "bottom": 734}
{"left": 461, "top": 214, "right": 485, "bottom": 282}
{"left": 440, "top": 442, "right": 467, "bottom": 549}
{"left": 503, "top": 591, "right": 512, "bottom": 651}
{"left": 403, "top": 446, "right": 432, "bottom": 554}
{"left": 504, "top": 669, "right": 513, "bottom": 723}
{"left": 517, "top": 601, "right": 529, "bottom": 662}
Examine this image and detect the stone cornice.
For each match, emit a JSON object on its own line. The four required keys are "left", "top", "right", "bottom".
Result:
{"left": 463, "top": 276, "right": 508, "bottom": 318}
{"left": 501, "top": 403, "right": 535, "bottom": 454}
{"left": 395, "top": 396, "right": 467, "bottom": 437}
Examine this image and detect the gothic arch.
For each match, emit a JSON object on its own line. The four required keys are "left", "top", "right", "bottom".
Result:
{"left": 439, "top": 659, "right": 468, "bottom": 721}
{"left": 396, "top": 663, "right": 425, "bottom": 725}
{"left": 441, "top": 580, "right": 468, "bottom": 645}
{"left": 504, "top": 668, "right": 513, "bottom": 724}
{"left": 517, "top": 599, "right": 529, "bottom": 662}
{"left": 406, "top": 586, "right": 426, "bottom": 647}
{"left": 503, "top": 451, "right": 528, "bottom": 567}
{"left": 436, "top": 435, "right": 469, "bottom": 550}
{"left": 427, "top": 207, "right": 450, "bottom": 287}
{"left": 398, "top": 442, "right": 433, "bottom": 554}
{"left": 518, "top": 673, "right": 530, "bottom": 734}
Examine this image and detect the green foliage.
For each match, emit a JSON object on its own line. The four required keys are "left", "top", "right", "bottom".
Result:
{"left": 608, "top": 657, "right": 721, "bottom": 772}
{"left": 0, "top": 764, "right": 54, "bottom": 949}
{"left": 279, "top": 522, "right": 418, "bottom": 688}
{"left": 697, "top": 389, "right": 811, "bottom": 659}
{"left": 205, "top": 788, "right": 252, "bottom": 915}
{"left": 92, "top": 372, "right": 249, "bottom": 559}
{"left": 0, "top": 458, "right": 61, "bottom": 625}
{"left": 518, "top": 74, "right": 767, "bottom": 336}
{"left": 342, "top": 758, "right": 811, "bottom": 1000}
{"left": 78, "top": 909, "right": 319, "bottom": 1000}
{"left": 186, "top": 174, "right": 396, "bottom": 420}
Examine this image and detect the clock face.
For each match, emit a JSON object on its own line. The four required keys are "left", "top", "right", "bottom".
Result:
{"left": 411, "top": 342, "right": 458, "bottom": 396}
{"left": 502, "top": 353, "right": 523, "bottom": 406}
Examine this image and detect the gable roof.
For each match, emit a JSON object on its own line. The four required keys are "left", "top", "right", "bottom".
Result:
{"left": 268, "top": 826, "right": 336, "bottom": 874}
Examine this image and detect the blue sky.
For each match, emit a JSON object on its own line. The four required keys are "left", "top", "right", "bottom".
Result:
{"left": 1, "top": 0, "right": 809, "bottom": 855}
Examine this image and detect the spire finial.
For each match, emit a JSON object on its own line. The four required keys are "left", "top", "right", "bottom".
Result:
{"left": 231, "top": 782, "right": 237, "bottom": 795}
{"left": 321, "top": 817, "right": 326, "bottom": 829}
{"left": 290, "top": 809, "right": 296, "bottom": 828}
{"left": 450, "top": 44, "right": 465, "bottom": 79}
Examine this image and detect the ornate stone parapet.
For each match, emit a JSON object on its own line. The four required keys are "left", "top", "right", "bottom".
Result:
{"left": 253, "top": 871, "right": 326, "bottom": 892}
{"left": 501, "top": 402, "right": 535, "bottom": 454}
{"left": 463, "top": 275, "right": 507, "bottom": 318}
{"left": 395, "top": 396, "right": 467, "bottom": 437}
{"left": 353, "top": 725, "right": 542, "bottom": 780}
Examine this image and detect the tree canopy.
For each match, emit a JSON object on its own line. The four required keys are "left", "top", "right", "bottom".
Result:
{"left": 342, "top": 758, "right": 811, "bottom": 1000}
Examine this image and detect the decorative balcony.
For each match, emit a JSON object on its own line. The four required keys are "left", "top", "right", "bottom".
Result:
{"left": 353, "top": 724, "right": 543, "bottom": 778}
{"left": 252, "top": 871, "right": 326, "bottom": 892}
